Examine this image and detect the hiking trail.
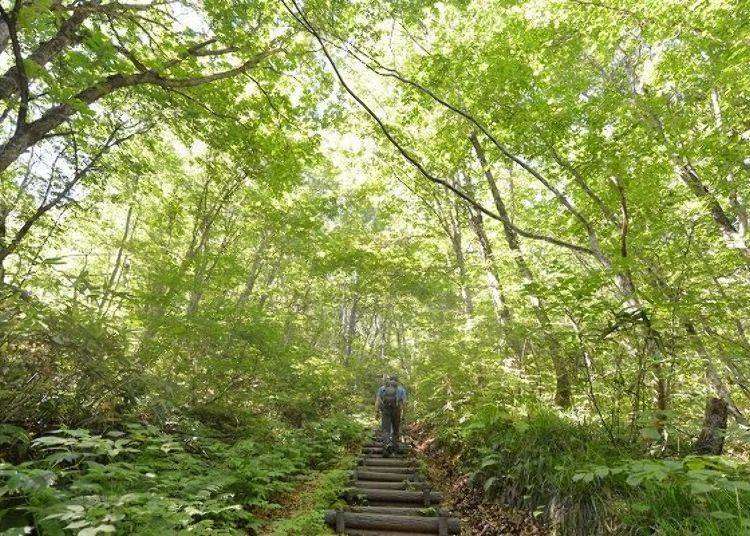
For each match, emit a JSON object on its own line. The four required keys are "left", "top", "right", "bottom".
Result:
{"left": 324, "top": 432, "right": 461, "bottom": 535}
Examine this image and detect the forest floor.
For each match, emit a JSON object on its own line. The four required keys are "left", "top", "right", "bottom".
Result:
{"left": 258, "top": 472, "right": 322, "bottom": 535}
{"left": 258, "top": 456, "right": 355, "bottom": 535}
{"left": 413, "top": 429, "right": 548, "bottom": 536}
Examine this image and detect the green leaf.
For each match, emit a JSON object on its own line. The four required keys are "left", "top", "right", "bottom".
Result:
{"left": 32, "top": 436, "right": 70, "bottom": 447}
{"left": 573, "top": 472, "right": 594, "bottom": 483}
{"left": 65, "top": 521, "right": 90, "bottom": 530}
{"left": 689, "top": 482, "right": 717, "bottom": 495}
{"left": 78, "top": 525, "right": 116, "bottom": 536}
{"left": 480, "top": 458, "right": 500, "bottom": 469}
{"left": 710, "top": 511, "right": 736, "bottom": 520}
{"left": 626, "top": 474, "right": 643, "bottom": 487}
{"left": 640, "top": 428, "right": 661, "bottom": 440}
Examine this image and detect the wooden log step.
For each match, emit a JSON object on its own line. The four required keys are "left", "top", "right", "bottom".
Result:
{"left": 361, "top": 466, "right": 415, "bottom": 474}
{"left": 364, "top": 501, "right": 435, "bottom": 508}
{"left": 345, "top": 531, "right": 434, "bottom": 536}
{"left": 348, "top": 488, "right": 443, "bottom": 505}
{"left": 359, "top": 464, "right": 417, "bottom": 471}
{"left": 325, "top": 511, "right": 459, "bottom": 534}
{"left": 348, "top": 505, "right": 439, "bottom": 516}
{"left": 355, "top": 470, "right": 420, "bottom": 482}
{"left": 354, "top": 480, "right": 409, "bottom": 490}
{"left": 363, "top": 445, "right": 412, "bottom": 451}
{"left": 359, "top": 457, "right": 414, "bottom": 467}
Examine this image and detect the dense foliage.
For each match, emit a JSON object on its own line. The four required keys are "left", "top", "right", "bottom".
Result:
{"left": 1, "top": 0, "right": 748, "bottom": 533}
{"left": 0, "top": 413, "right": 363, "bottom": 533}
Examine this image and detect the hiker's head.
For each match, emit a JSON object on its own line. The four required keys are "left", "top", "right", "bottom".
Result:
{"left": 388, "top": 375, "right": 398, "bottom": 384}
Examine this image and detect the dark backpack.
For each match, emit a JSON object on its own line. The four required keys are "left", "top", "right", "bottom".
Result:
{"left": 382, "top": 382, "right": 398, "bottom": 410}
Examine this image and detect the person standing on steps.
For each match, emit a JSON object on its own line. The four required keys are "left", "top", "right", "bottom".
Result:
{"left": 375, "top": 375, "right": 407, "bottom": 453}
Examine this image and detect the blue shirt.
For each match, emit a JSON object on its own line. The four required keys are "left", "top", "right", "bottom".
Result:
{"left": 378, "top": 385, "right": 407, "bottom": 402}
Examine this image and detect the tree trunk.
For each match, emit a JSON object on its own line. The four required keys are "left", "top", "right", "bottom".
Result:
{"left": 466, "top": 207, "right": 523, "bottom": 360}
{"left": 695, "top": 397, "right": 729, "bottom": 455}
{"left": 447, "top": 203, "right": 474, "bottom": 316}
{"left": 99, "top": 204, "right": 134, "bottom": 316}
{"left": 0, "top": 20, "right": 8, "bottom": 55}
{"left": 343, "top": 294, "right": 360, "bottom": 363}
{"left": 237, "top": 231, "right": 271, "bottom": 306}
{"left": 257, "top": 255, "right": 283, "bottom": 308}
{"left": 470, "top": 132, "right": 571, "bottom": 407}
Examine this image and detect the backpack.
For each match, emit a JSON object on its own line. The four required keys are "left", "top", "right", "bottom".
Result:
{"left": 381, "top": 382, "right": 399, "bottom": 410}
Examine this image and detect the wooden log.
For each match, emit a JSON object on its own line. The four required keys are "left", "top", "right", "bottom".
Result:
{"left": 344, "top": 531, "right": 433, "bottom": 536}
{"left": 348, "top": 506, "right": 438, "bottom": 516}
{"left": 324, "top": 511, "right": 459, "bottom": 534}
{"left": 354, "top": 480, "right": 407, "bottom": 490}
{"left": 438, "top": 515, "right": 448, "bottom": 536}
{"left": 347, "top": 488, "right": 443, "bottom": 505}
{"left": 356, "top": 470, "right": 420, "bottom": 482}
{"left": 364, "top": 446, "right": 412, "bottom": 453}
{"left": 360, "top": 466, "right": 414, "bottom": 474}
{"left": 359, "top": 457, "right": 414, "bottom": 467}
{"left": 335, "top": 510, "right": 346, "bottom": 533}
{"left": 421, "top": 483, "right": 433, "bottom": 506}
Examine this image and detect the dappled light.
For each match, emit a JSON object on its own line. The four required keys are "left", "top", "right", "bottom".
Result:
{"left": 1, "top": 0, "right": 749, "bottom": 534}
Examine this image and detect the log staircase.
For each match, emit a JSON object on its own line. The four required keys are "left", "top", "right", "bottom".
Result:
{"left": 325, "top": 433, "right": 460, "bottom": 535}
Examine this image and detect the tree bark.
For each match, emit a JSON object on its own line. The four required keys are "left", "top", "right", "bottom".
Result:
{"left": 685, "top": 321, "right": 748, "bottom": 428}
{"left": 446, "top": 199, "right": 474, "bottom": 316}
{"left": 237, "top": 230, "right": 271, "bottom": 305}
{"left": 466, "top": 207, "right": 523, "bottom": 360}
{"left": 695, "top": 397, "right": 729, "bottom": 455}
{"left": 0, "top": 48, "right": 278, "bottom": 174}
{"left": 679, "top": 165, "right": 750, "bottom": 260}
{"left": 343, "top": 293, "right": 360, "bottom": 363}
{"left": 470, "top": 132, "right": 571, "bottom": 407}
{"left": 98, "top": 204, "right": 134, "bottom": 317}
{"left": 0, "top": 2, "right": 93, "bottom": 102}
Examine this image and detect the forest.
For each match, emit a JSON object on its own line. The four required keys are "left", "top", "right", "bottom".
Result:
{"left": 0, "top": 0, "right": 749, "bottom": 533}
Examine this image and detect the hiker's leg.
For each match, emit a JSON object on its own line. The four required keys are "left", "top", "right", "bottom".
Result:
{"left": 380, "top": 411, "right": 389, "bottom": 440}
{"left": 384, "top": 408, "right": 396, "bottom": 445}
{"left": 393, "top": 407, "right": 401, "bottom": 445}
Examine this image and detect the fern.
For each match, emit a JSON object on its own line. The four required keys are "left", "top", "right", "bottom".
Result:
{"left": 0, "top": 414, "right": 364, "bottom": 534}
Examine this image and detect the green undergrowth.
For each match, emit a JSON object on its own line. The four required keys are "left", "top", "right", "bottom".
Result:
{"left": 263, "top": 459, "right": 353, "bottom": 536}
{"left": 428, "top": 404, "right": 750, "bottom": 535}
{"left": 0, "top": 411, "right": 365, "bottom": 535}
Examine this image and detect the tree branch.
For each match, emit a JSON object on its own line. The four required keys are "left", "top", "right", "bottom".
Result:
{"left": 280, "top": 0, "right": 596, "bottom": 257}
{"left": 0, "top": 45, "right": 282, "bottom": 173}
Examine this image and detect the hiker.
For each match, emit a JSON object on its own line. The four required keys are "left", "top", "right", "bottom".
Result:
{"left": 375, "top": 375, "right": 407, "bottom": 450}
